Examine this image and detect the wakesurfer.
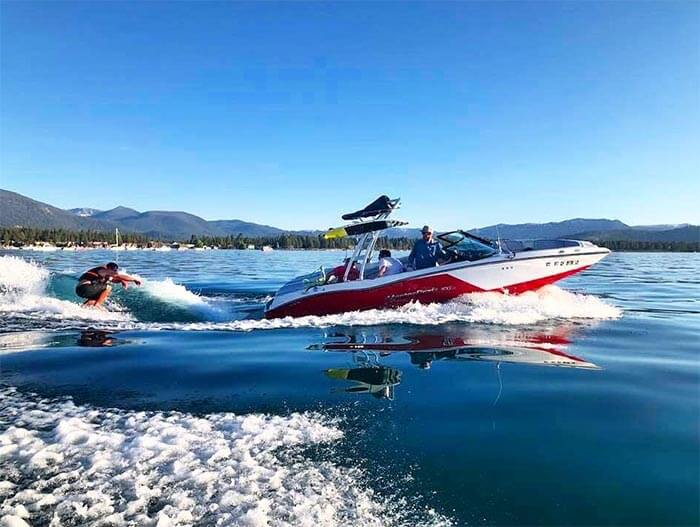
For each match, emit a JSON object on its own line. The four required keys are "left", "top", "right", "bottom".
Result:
{"left": 76, "top": 262, "right": 141, "bottom": 308}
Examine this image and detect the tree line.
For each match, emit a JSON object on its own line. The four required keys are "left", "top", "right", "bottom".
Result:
{"left": 588, "top": 239, "right": 698, "bottom": 252}
{"left": 1, "top": 227, "right": 696, "bottom": 252}
{"left": 0, "top": 227, "right": 416, "bottom": 250}
{"left": 186, "top": 233, "right": 415, "bottom": 250}
{"left": 1, "top": 227, "right": 151, "bottom": 245}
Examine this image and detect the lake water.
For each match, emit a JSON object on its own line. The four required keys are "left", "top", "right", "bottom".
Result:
{"left": 0, "top": 250, "right": 698, "bottom": 526}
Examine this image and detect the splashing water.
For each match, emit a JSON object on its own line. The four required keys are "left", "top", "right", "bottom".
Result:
{"left": 0, "top": 256, "right": 231, "bottom": 326}
{"left": 0, "top": 255, "right": 621, "bottom": 331}
{"left": 459, "top": 285, "right": 622, "bottom": 324}
{"left": 141, "top": 277, "right": 206, "bottom": 305}
{"left": 0, "top": 255, "right": 49, "bottom": 296}
{"left": 0, "top": 386, "right": 451, "bottom": 527}
{"left": 0, "top": 256, "right": 130, "bottom": 324}
{"left": 130, "top": 275, "right": 230, "bottom": 322}
{"left": 147, "top": 285, "right": 622, "bottom": 332}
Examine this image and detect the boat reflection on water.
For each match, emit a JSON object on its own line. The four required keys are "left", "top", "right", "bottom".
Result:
{"left": 325, "top": 361, "right": 402, "bottom": 400}
{"left": 310, "top": 324, "right": 600, "bottom": 400}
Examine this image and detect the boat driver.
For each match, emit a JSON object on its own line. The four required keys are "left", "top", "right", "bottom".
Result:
{"left": 75, "top": 262, "right": 141, "bottom": 308}
{"left": 407, "top": 225, "right": 448, "bottom": 270}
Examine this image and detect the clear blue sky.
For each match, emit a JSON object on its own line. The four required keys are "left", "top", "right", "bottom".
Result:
{"left": 1, "top": 1, "right": 698, "bottom": 229}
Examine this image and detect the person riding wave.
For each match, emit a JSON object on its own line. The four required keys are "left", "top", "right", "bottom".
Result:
{"left": 75, "top": 262, "right": 141, "bottom": 308}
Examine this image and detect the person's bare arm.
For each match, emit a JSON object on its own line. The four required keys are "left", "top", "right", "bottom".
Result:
{"left": 112, "top": 273, "right": 141, "bottom": 287}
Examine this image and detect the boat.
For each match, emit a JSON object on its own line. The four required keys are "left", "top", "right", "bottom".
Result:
{"left": 110, "top": 228, "right": 126, "bottom": 251}
{"left": 264, "top": 195, "right": 610, "bottom": 318}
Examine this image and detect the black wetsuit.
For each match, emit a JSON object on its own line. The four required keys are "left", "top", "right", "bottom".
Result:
{"left": 75, "top": 266, "right": 117, "bottom": 300}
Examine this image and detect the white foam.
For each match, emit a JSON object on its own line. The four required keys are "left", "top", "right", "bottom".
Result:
{"left": 0, "top": 255, "right": 621, "bottom": 331}
{"left": 0, "top": 293, "right": 131, "bottom": 322}
{"left": 455, "top": 285, "right": 622, "bottom": 325}
{"left": 0, "top": 257, "right": 228, "bottom": 327}
{"left": 140, "top": 277, "right": 206, "bottom": 306}
{"left": 136, "top": 276, "right": 228, "bottom": 320}
{"left": 0, "top": 387, "right": 450, "bottom": 527}
{"left": 0, "top": 256, "right": 130, "bottom": 324}
{"left": 0, "top": 516, "right": 31, "bottom": 527}
{"left": 141, "top": 285, "right": 622, "bottom": 332}
{"left": 0, "top": 255, "right": 49, "bottom": 296}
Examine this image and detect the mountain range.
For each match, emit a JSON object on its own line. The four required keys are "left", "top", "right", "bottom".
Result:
{"left": 2, "top": 189, "right": 698, "bottom": 243}
{"left": 2, "top": 190, "right": 286, "bottom": 238}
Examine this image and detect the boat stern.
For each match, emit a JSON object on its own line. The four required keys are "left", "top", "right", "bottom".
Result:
{"left": 264, "top": 268, "right": 327, "bottom": 318}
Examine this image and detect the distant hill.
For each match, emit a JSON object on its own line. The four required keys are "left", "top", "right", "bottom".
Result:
{"left": 0, "top": 190, "right": 117, "bottom": 231}
{"left": 1, "top": 190, "right": 301, "bottom": 238}
{"left": 93, "top": 206, "right": 141, "bottom": 222}
{"left": 2, "top": 189, "right": 696, "bottom": 244}
{"left": 469, "top": 219, "right": 629, "bottom": 239}
{"left": 68, "top": 207, "right": 101, "bottom": 217}
{"left": 210, "top": 219, "right": 286, "bottom": 237}
{"left": 574, "top": 226, "right": 699, "bottom": 243}
{"left": 630, "top": 224, "right": 691, "bottom": 231}
{"left": 114, "top": 210, "right": 216, "bottom": 239}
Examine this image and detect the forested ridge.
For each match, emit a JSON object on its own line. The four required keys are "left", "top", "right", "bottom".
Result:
{"left": 1, "top": 227, "right": 697, "bottom": 252}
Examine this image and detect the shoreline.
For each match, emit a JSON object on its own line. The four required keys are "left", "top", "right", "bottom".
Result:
{"left": 1, "top": 245, "right": 697, "bottom": 254}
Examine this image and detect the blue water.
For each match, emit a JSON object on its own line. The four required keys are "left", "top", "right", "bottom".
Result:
{"left": 0, "top": 250, "right": 698, "bottom": 526}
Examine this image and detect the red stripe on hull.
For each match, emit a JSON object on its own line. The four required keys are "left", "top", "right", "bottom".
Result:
{"left": 494, "top": 265, "right": 590, "bottom": 295}
{"left": 265, "top": 265, "right": 591, "bottom": 319}
{"left": 266, "top": 274, "right": 482, "bottom": 318}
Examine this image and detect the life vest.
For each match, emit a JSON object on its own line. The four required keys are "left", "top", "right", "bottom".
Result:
{"left": 79, "top": 266, "right": 114, "bottom": 284}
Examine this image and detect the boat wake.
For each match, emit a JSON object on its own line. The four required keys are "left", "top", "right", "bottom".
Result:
{"left": 0, "top": 385, "right": 449, "bottom": 526}
{"left": 120, "top": 275, "right": 232, "bottom": 323}
{"left": 0, "top": 256, "right": 232, "bottom": 330}
{"left": 0, "top": 255, "right": 622, "bottom": 332}
{"left": 197, "top": 286, "right": 622, "bottom": 331}
{"left": 0, "top": 256, "right": 131, "bottom": 328}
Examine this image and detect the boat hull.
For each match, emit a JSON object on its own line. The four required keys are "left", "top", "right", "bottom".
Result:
{"left": 264, "top": 248, "right": 609, "bottom": 319}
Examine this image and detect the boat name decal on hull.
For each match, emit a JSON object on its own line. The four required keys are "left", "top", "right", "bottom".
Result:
{"left": 386, "top": 285, "right": 458, "bottom": 302}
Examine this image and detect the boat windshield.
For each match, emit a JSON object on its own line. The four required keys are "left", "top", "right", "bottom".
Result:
{"left": 437, "top": 231, "right": 498, "bottom": 261}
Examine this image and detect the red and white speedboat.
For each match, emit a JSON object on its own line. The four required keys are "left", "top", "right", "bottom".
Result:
{"left": 264, "top": 196, "right": 610, "bottom": 319}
